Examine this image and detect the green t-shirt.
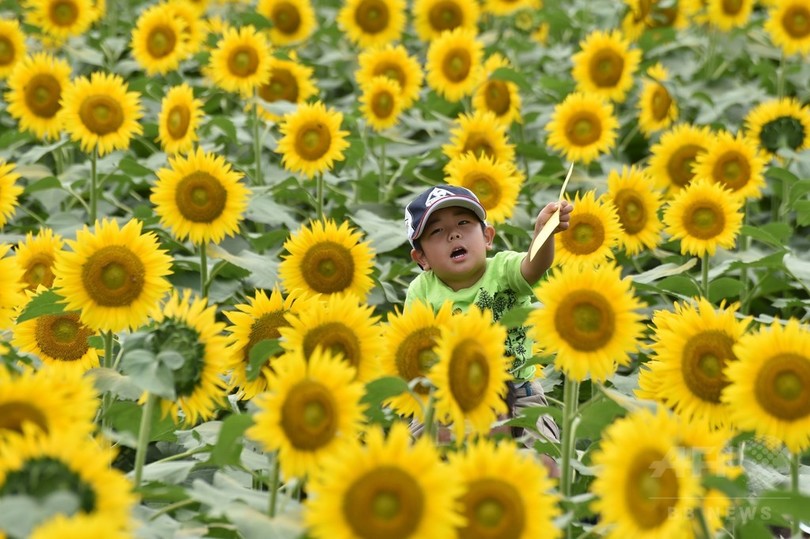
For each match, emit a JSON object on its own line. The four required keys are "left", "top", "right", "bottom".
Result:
{"left": 404, "top": 250, "right": 538, "bottom": 381}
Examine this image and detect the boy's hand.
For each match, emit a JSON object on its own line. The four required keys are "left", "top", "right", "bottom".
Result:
{"left": 533, "top": 200, "right": 574, "bottom": 236}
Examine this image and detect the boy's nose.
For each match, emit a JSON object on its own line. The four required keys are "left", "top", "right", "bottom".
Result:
{"left": 449, "top": 230, "right": 461, "bottom": 240}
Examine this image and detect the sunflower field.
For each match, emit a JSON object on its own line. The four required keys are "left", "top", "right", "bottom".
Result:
{"left": 1, "top": 0, "right": 810, "bottom": 536}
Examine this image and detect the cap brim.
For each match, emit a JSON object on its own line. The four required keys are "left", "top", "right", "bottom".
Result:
{"left": 410, "top": 197, "right": 487, "bottom": 243}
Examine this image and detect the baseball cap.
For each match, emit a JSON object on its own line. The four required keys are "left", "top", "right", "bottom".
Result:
{"left": 405, "top": 185, "right": 487, "bottom": 247}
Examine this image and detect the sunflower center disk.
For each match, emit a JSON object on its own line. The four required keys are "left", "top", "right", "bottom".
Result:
{"left": 449, "top": 339, "right": 489, "bottom": 412}
{"left": 260, "top": 69, "right": 298, "bottom": 102}
{"left": 590, "top": 49, "right": 624, "bottom": 87}
{"left": 716, "top": 153, "right": 750, "bottom": 191}
{"left": 563, "top": 217, "right": 605, "bottom": 255}
{"left": 51, "top": 1, "right": 79, "bottom": 26}
{"left": 175, "top": 171, "right": 228, "bottom": 223}
{"left": 376, "top": 63, "right": 405, "bottom": 87}
{"left": 81, "top": 245, "right": 146, "bottom": 307}
{"left": 0, "top": 38, "right": 12, "bottom": 65}
{"left": 166, "top": 105, "right": 190, "bottom": 139}
{"left": 760, "top": 117, "right": 805, "bottom": 153}
{"left": 681, "top": 330, "right": 734, "bottom": 403}
{"left": 23, "top": 254, "right": 56, "bottom": 290}
{"left": 281, "top": 380, "right": 337, "bottom": 449}
{"left": 666, "top": 145, "right": 702, "bottom": 187}
{"left": 228, "top": 46, "right": 259, "bottom": 78}
{"left": 614, "top": 189, "right": 646, "bottom": 234}
{"left": 468, "top": 173, "right": 500, "bottom": 209}
{"left": 0, "top": 457, "right": 96, "bottom": 512}
{"left": 272, "top": 2, "right": 301, "bottom": 34}
{"left": 303, "top": 322, "right": 360, "bottom": 368}
{"left": 429, "top": 2, "right": 462, "bottom": 31}
{"left": 722, "top": 0, "right": 743, "bottom": 15}
{"left": 300, "top": 241, "right": 355, "bottom": 294}
{"left": 685, "top": 203, "right": 725, "bottom": 240}
{"left": 0, "top": 402, "right": 49, "bottom": 434}
{"left": 462, "top": 133, "right": 494, "bottom": 159}
{"left": 245, "top": 311, "right": 288, "bottom": 364}
{"left": 461, "top": 478, "right": 525, "bottom": 539}
{"left": 295, "top": 123, "right": 332, "bottom": 161}
{"left": 484, "top": 80, "right": 511, "bottom": 116}
{"left": 755, "top": 353, "right": 810, "bottom": 421}
{"left": 355, "top": 0, "right": 389, "bottom": 33}
{"left": 372, "top": 90, "right": 395, "bottom": 118}
{"left": 396, "top": 328, "right": 439, "bottom": 395}
{"left": 651, "top": 86, "right": 672, "bottom": 121}
{"left": 79, "top": 95, "right": 125, "bottom": 135}
{"left": 147, "top": 26, "right": 177, "bottom": 58}
{"left": 25, "top": 74, "right": 62, "bottom": 118}
{"left": 344, "top": 467, "right": 424, "bottom": 539}
{"left": 567, "top": 112, "right": 601, "bottom": 146}
{"left": 626, "top": 450, "right": 679, "bottom": 529}
{"left": 784, "top": 7, "right": 810, "bottom": 38}
{"left": 36, "top": 314, "right": 92, "bottom": 362}
{"left": 443, "top": 49, "right": 472, "bottom": 83}
{"left": 556, "top": 290, "right": 615, "bottom": 351}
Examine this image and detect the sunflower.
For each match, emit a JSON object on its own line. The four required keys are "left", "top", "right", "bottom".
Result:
{"left": 256, "top": 56, "right": 318, "bottom": 122}
{"left": 637, "top": 63, "right": 678, "bottom": 137}
{"left": 360, "top": 75, "right": 403, "bottom": 131}
{"left": 5, "top": 52, "right": 71, "bottom": 140}
{"left": 442, "top": 110, "right": 516, "bottom": 164}
{"left": 483, "top": 0, "right": 540, "bottom": 16}
{"left": 0, "top": 160, "right": 22, "bottom": 229}
{"left": 379, "top": 300, "right": 453, "bottom": 420}
{"left": 0, "top": 19, "right": 26, "bottom": 79}
{"left": 149, "top": 290, "right": 231, "bottom": 424}
{"left": 30, "top": 514, "right": 130, "bottom": 539}
{"left": 279, "top": 293, "right": 383, "bottom": 382}
{"left": 15, "top": 229, "right": 64, "bottom": 291}
{"left": 338, "top": 0, "right": 406, "bottom": 48}
{"left": 648, "top": 123, "right": 712, "bottom": 195}
{"left": 622, "top": 0, "right": 688, "bottom": 39}
{"left": 662, "top": 178, "right": 743, "bottom": 257}
{"left": 605, "top": 165, "right": 663, "bottom": 255}
{"left": 528, "top": 263, "right": 644, "bottom": 383}
{"left": 156, "top": 83, "right": 203, "bottom": 155}
{"left": 304, "top": 423, "right": 463, "bottom": 539}
{"left": 545, "top": 92, "right": 618, "bottom": 165}
{"left": 279, "top": 219, "right": 375, "bottom": 300}
{"left": 224, "top": 287, "right": 299, "bottom": 400}
{"left": 723, "top": 319, "right": 810, "bottom": 453}
{"left": 744, "top": 97, "right": 810, "bottom": 158}
{"left": 164, "top": 0, "right": 205, "bottom": 54}
{"left": 0, "top": 244, "right": 26, "bottom": 331}
{"left": 426, "top": 27, "right": 483, "bottom": 102}
{"left": 636, "top": 298, "right": 751, "bottom": 428}
{"left": 151, "top": 148, "right": 249, "bottom": 245}
{"left": 555, "top": 189, "right": 622, "bottom": 268}
{"left": 472, "top": 53, "right": 522, "bottom": 126}
{"left": 13, "top": 291, "right": 101, "bottom": 374}
{"left": 208, "top": 25, "right": 272, "bottom": 97}
{"left": 0, "top": 367, "right": 97, "bottom": 437}
{"left": 356, "top": 44, "right": 423, "bottom": 109}
{"left": 52, "top": 219, "right": 173, "bottom": 333}
{"left": 257, "top": 0, "right": 317, "bottom": 46}
{"left": 0, "top": 428, "right": 135, "bottom": 530}
{"left": 572, "top": 29, "right": 641, "bottom": 104}
{"left": 247, "top": 348, "right": 365, "bottom": 479}
{"left": 412, "top": 0, "right": 480, "bottom": 42}
{"left": 765, "top": 0, "right": 810, "bottom": 57}
{"left": 130, "top": 3, "right": 189, "bottom": 76}
{"left": 590, "top": 408, "right": 700, "bottom": 539}
{"left": 276, "top": 101, "right": 351, "bottom": 178}
{"left": 705, "top": 0, "right": 754, "bottom": 31}
{"left": 58, "top": 72, "right": 144, "bottom": 157}
{"left": 449, "top": 439, "right": 559, "bottom": 539}
{"left": 23, "top": 0, "right": 95, "bottom": 43}
{"left": 694, "top": 130, "right": 767, "bottom": 201}
{"left": 445, "top": 153, "right": 523, "bottom": 224}
{"left": 430, "top": 307, "right": 510, "bottom": 442}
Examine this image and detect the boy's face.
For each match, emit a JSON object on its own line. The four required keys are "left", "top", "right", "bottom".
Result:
{"left": 410, "top": 206, "right": 495, "bottom": 291}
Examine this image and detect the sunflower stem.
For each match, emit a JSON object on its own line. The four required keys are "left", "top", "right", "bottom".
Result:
{"left": 777, "top": 51, "right": 786, "bottom": 99}
{"left": 616, "top": 122, "right": 640, "bottom": 157}
{"left": 694, "top": 507, "right": 713, "bottom": 539}
{"left": 791, "top": 451, "right": 801, "bottom": 537}
{"left": 422, "top": 391, "right": 437, "bottom": 443}
{"left": 252, "top": 90, "right": 263, "bottom": 185}
{"left": 378, "top": 137, "right": 387, "bottom": 203}
{"left": 101, "top": 331, "right": 115, "bottom": 433}
{"left": 740, "top": 201, "right": 750, "bottom": 314}
{"left": 134, "top": 393, "right": 157, "bottom": 486}
{"left": 89, "top": 146, "right": 98, "bottom": 224}
{"left": 200, "top": 244, "right": 209, "bottom": 298}
{"left": 268, "top": 452, "right": 280, "bottom": 517}
{"left": 316, "top": 173, "right": 325, "bottom": 220}
{"left": 702, "top": 252, "right": 711, "bottom": 300}
{"left": 560, "top": 377, "right": 580, "bottom": 538}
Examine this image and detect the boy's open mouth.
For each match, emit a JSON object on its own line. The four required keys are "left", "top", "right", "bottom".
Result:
{"left": 450, "top": 247, "right": 467, "bottom": 259}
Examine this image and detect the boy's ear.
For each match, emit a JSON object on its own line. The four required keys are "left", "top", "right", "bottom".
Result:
{"left": 411, "top": 248, "right": 430, "bottom": 270}
{"left": 484, "top": 224, "right": 496, "bottom": 250}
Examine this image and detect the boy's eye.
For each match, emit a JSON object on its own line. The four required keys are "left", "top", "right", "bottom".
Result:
{"left": 429, "top": 228, "right": 441, "bottom": 235}
{"left": 459, "top": 220, "right": 470, "bottom": 225}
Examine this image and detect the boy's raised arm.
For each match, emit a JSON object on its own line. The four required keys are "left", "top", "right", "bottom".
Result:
{"left": 520, "top": 200, "right": 574, "bottom": 285}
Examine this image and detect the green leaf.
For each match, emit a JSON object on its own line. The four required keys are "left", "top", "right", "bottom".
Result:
{"left": 140, "top": 461, "right": 197, "bottom": 485}
{"left": 157, "top": 350, "right": 186, "bottom": 370}
{"left": 740, "top": 224, "right": 790, "bottom": 249}
{"left": 755, "top": 491, "right": 810, "bottom": 524}
{"left": 16, "top": 290, "right": 68, "bottom": 323}
{"left": 489, "top": 67, "right": 532, "bottom": 91}
{"left": 576, "top": 394, "right": 627, "bottom": 440}
{"left": 23, "top": 176, "right": 61, "bottom": 194}
{"left": 210, "top": 413, "right": 254, "bottom": 466}
{"left": 794, "top": 200, "right": 810, "bottom": 227}
{"left": 121, "top": 349, "right": 177, "bottom": 399}
{"left": 789, "top": 179, "right": 810, "bottom": 207}
{"left": 236, "top": 11, "right": 273, "bottom": 30}
{"left": 497, "top": 306, "right": 533, "bottom": 328}
{"left": 90, "top": 367, "right": 143, "bottom": 400}
{"left": 350, "top": 209, "right": 408, "bottom": 253}
{"left": 708, "top": 277, "right": 745, "bottom": 303}
{"left": 657, "top": 275, "right": 701, "bottom": 298}
{"left": 702, "top": 474, "right": 748, "bottom": 498}
{"left": 119, "top": 156, "right": 154, "bottom": 177}
{"left": 207, "top": 116, "right": 237, "bottom": 141}
{"left": 246, "top": 339, "right": 283, "bottom": 381}
{"left": 362, "top": 376, "right": 409, "bottom": 406}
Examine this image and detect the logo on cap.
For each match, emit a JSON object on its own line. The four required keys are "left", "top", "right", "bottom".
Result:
{"left": 425, "top": 187, "right": 453, "bottom": 206}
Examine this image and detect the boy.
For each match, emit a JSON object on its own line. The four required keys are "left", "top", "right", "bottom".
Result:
{"left": 404, "top": 184, "right": 573, "bottom": 452}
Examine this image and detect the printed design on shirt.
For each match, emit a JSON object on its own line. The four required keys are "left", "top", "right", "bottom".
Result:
{"left": 475, "top": 288, "right": 529, "bottom": 373}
